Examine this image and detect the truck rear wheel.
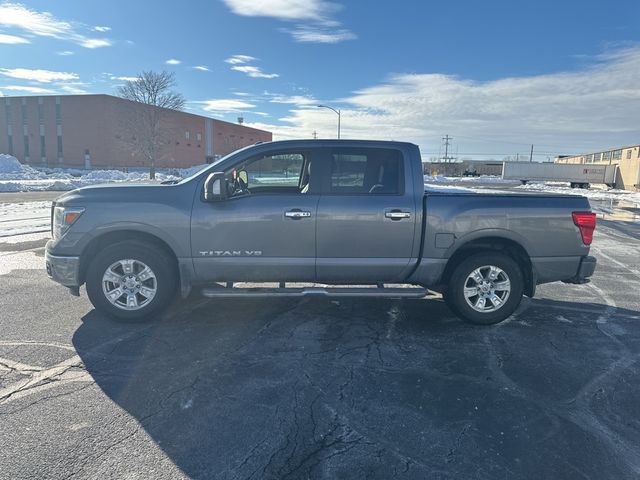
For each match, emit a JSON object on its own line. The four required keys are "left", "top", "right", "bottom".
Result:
{"left": 444, "top": 252, "right": 524, "bottom": 325}
{"left": 85, "top": 241, "right": 177, "bottom": 320}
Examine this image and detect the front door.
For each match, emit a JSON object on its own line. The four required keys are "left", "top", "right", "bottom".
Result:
{"left": 315, "top": 146, "right": 418, "bottom": 282}
{"left": 191, "top": 150, "right": 319, "bottom": 282}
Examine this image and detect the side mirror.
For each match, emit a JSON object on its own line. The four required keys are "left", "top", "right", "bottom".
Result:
{"left": 204, "top": 172, "right": 227, "bottom": 202}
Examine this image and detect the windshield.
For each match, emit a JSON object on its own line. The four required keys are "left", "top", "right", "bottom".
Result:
{"left": 176, "top": 152, "right": 234, "bottom": 184}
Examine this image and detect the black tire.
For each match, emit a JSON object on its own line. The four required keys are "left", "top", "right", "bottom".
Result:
{"left": 445, "top": 252, "right": 524, "bottom": 325}
{"left": 85, "top": 241, "right": 177, "bottom": 320}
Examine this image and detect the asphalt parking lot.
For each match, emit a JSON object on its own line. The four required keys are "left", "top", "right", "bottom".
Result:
{"left": 1, "top": 209, "right": 639, "bottom": 479}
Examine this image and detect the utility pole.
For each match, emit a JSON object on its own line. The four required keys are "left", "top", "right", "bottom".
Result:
{"left": 441, "top": 135, "right": 454, "bottom": 162}
{"left": 529, "top": 144, "right": 534, "bottom": 162}
{"left": 312, "top": 130, "right": 318, "bottom": 139}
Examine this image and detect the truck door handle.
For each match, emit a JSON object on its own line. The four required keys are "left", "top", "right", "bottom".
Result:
{"left": 385, "top": 210, "right": 411, "bottom": 220}
{"left": 285, "top": 209, "right": 312, "bottom": 219}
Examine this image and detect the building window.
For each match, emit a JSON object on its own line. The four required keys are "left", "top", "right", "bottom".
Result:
{"left": 602, "top": 151, "right": 611, "bottom": 161}
{"left": 627, "top": 150, "right": 632, "bottom": 159}
{"left": 584, "top": 154, "right": 592, "bottom": 163}
{"left": 593, "top": 152, "right": 602, "bottom": 162}
{"left": 612, "top": 150, "right": 622, "bottom": 160}
{"left": 196, "top": 133, "right": 202, "bottom": 141}
{"left": 185, "top": 131, "right": 190, "bottom": 140}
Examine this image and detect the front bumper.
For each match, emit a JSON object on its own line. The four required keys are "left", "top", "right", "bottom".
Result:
{"left": 45, "top": 249, "right": 81, "bottom": 287}
{"left": 563, "top": 255, "right": 597, "bottom": 284}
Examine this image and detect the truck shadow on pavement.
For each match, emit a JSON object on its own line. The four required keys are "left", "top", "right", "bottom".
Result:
{"left": 73, "top": 296, "right": 640, "bottom": 479}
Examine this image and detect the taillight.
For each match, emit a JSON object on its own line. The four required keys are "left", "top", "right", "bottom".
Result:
{"left": 572, "top": 211, "right": 596, "bottom": 245}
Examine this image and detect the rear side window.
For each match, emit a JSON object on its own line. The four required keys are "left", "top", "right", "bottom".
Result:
{"left": 330, "top": 148, "right": 403, "bottom": 194}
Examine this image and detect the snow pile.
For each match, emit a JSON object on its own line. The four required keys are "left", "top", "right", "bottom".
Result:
{"left": 80, "top": 169, "right": 163, "bottom": 182}
{"left": 0, "top": 154, "right": 206, "bottom": 192}
{"left": 0, "top": 154, "right": 53, "bottom": 180}
{"left": 0, "top": 154, "right": 24, "bottom": 174}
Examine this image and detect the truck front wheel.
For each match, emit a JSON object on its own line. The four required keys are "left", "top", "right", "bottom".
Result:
{"left": 85, "top": 241, "right": 177, "bottom": 320}
{"left": 444, "top": 252, "right": 524, "bottom": 325}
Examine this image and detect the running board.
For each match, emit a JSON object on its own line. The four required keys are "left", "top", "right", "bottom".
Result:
{"left": 201, "top": 285, "right": 429, "bottom": 299}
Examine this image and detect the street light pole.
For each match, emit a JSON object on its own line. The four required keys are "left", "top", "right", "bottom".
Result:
{"left": 317, "top": 105, "right": 341, "bottom": 139}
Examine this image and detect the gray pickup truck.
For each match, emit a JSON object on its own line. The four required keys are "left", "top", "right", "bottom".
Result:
{"left": 45, "top": 140, "right": 597, "bottom": 324}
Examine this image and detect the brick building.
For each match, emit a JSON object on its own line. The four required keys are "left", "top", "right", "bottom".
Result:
{"left": 555, "top": 144, "right": 640, "bottom": 191}
{"left": 0, "top": 94, "right": 272, "bottom": 169}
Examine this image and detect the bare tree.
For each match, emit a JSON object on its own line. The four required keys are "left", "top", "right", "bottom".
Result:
{"left": 116, "top": 71, "right": 186, "bottom": 179}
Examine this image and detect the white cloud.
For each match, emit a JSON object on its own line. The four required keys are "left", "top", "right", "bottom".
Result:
{"left": 165, "top": 58, "right": 181, "bottom": 65}
{"left": 0, "top": 33, "right": 29, "bottom": 44}
{"left": 110, "top": 75, "right": 138, "bottom": 82}
{"left": 57, "top": 83, "right": 87, "bottom": 94}
{"left": 287, "top": 25, "right": 356, "bottom": 43}
{"left": 80, "top": 38, "right": 112, "bottom": 48}
{"left": 225, "top": 55, "right": 256, "bottom": 65}
{"left": 225, "top": 56, "right": 278, "bottom": 78}
{"left": 221, "top": 0, "right": 354, "bottom": 44}
{"left": 198, "top": 99, "right": 256, "bottom": 112}
{"left": 193, "top": 65, "right": 210, "bottom": 72}
{"left": 221, "top": 0, "right": 337, "bottom": 21}
{"left": 93, "top": 25, "right": 111, "bottom": 32}
{"left": 231, "top": 65, "right": 279, "bottom": 79}
{"left": 0, "top": 68, "right": 79, "bottom": 83}
{"left": 268, "top": 94, "right": 317, "bottom": 105}
{"left": 0, "top": 3, "right": 113, "bottom": 48}
{"left": 56, "top": 50, "right": 75, "bottom": 56}
{"left": 241, "top": 47, "right": 640, "bottom": 155}
{"left": 0, "top": 85, "right": 55, "bottom": 94}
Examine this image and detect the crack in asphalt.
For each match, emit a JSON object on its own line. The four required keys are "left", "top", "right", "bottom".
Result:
{"left": 483, "top": 279, "right": 640, "bottom": 476}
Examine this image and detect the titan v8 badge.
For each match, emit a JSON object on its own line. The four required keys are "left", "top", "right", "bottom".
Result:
{"left": 199, "top": 250, "right": 263, "bottom": 257}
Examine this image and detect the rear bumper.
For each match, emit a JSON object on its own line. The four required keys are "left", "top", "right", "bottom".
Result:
{"left": 562, "top": 255, "right": 597, "bottom": 284}
{"left": 45, "top": 248, "right": 81, "bottom": 287}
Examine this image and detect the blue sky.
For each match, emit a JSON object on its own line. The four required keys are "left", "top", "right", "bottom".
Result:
{"left": 1, "top": 0, "right": 639, "bottom": 160}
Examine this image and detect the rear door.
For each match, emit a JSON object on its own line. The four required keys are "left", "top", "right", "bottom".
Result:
{"left": 315, "top": 146, "right": 418, "bottom": 282}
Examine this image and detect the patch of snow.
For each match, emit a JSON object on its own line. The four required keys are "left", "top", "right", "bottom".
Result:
{"left": 515, "top": 182, "right": 640, "bottom": 207}
{"left": 0, "top": 201, "right": 51, "bottom": 237}
{"left": 0, "top": 154, "right": 206, "bottom": 192}
{"left": 0, "top": 154, "right": 26, "bottom": 174}
{"left": 424, "top": 174, "right": 513, "bottom": 184}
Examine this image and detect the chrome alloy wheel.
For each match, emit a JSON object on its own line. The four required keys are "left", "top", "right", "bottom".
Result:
{"left": 101, "top": 259, "right": 157, "bottom": 311}
{"left": 463, "top": 265, "right": 511, "bottom": 313}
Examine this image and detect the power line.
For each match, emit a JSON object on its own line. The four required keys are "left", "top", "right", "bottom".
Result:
{"left": 441, "top": 134, "right": 455, "bottom": 162}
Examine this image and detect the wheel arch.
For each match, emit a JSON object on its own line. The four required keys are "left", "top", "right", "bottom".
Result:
{"left": 78, "top": 229, "right": 179, "bottom": 286}
{"left": 442, "top": 235, "right": 535, "bottom": 297}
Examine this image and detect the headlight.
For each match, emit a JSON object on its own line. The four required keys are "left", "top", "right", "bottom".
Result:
{"left": 53, "top": 206, "right": 85, "bottom": 240}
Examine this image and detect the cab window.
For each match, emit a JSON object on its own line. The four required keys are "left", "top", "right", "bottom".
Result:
{"left": 330, "top": 148, "right": 403, "bottom": 194}
{"left": 225, "top": 152, "right": 308, "bottom": 195}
